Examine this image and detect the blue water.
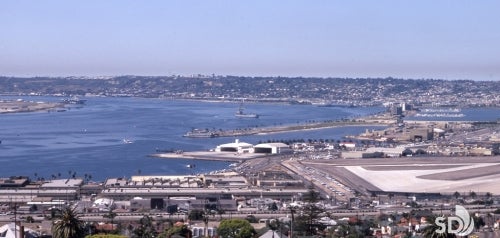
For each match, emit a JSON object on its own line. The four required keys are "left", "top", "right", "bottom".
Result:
{"left": 0, "top": 96, "right": 387, "bottom": 181}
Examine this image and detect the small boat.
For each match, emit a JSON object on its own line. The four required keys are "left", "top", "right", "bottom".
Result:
{"left": 186, "top": 164, "right": 196, "bottom": 168}
{"left": 123, "top": 139, "right": 133, "bottom": 144}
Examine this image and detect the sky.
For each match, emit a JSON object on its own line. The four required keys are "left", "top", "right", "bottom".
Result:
{"left": 1, "top": 1, "right": 499, "bottom": 81}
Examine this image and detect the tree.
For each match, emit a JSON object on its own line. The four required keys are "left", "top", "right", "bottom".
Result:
{"left": 267, "top": 219, "right": 280, "bottom": 238}
{"left": 469, "top": 191, "right": 477, "bottom": 200}
{"left": 268, "top": 202, "right": 279, "bottom": 211}
{"left": 485, "top": 192, "right": 493, "bottom": 200}
{"left": 303, "top": 185, "right": 321, "bottom": 203}
{"left": 415, "top": 148, "right": 427, "bottom": 155}
{"left": 188, "top": 209, "right": 205, "bottom": 220}
{"left": 473, "top": 215, "right": 485, "bottom": 232}
{"left": 103, "top": 210, "right": 117, "bottom": 229}
{"left": 52, "top": 207, "right": 85, "bottom": 238}
{"left": 158, "top": 223, "right": 191, "bottom": 238}
{"left": 86, "top": 235, "right": 127, "bottom": 238}
{"left": 245, "top": 215, "right": 257, "bottom": 223}
{"left": 132, "top": 215, "right": 157, "bottom": 238}
{"left": 388, "top": 193, "right": 394, "bottom": 204}
{"left": 295, "top": 186, "right": 325, "bottom": 236}
{"left": 402, "top": 148, "right": 413, "bottom": 157}
{"left": 217, "top": 219, "right": 256, "bottom": 238}
{"left": 26, "top": 215, "right": 35, "bottom": 223}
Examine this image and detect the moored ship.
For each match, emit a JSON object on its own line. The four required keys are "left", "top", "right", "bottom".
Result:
{"left": 183, "top": 129, "right": 220, "bottom": 138}
{"left": 62, "top": 96, "right": 87, "bottom": 104}
{"left": 235, "top": 104, "right": 259, "bottom": 118}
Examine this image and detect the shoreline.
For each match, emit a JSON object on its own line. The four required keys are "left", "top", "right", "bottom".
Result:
{"left": 185, "top": 121, "right": 390, "bottom": 138}
{"left": 0, "top": 100, "right": 65, "bottom": 114}
{"left": 150, "top": 151, "right": 267, "bottom": 162}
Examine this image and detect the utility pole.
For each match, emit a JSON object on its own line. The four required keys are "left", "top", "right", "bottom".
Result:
{"left": 289, "top": 207, "right": 295, "bottom": 238}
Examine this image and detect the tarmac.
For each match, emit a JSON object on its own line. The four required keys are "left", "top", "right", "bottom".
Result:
{"left": 298, "top": 156, "right": 500, "bottom": 195}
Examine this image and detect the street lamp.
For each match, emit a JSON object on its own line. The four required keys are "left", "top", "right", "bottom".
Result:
{"left": 203, "top": 214, "right": 209, "bottom": 238}
{"left": 204, "top": 199, "right": 209, "bottom": 238}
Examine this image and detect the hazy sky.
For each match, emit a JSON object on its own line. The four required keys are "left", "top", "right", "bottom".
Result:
{"left": 1, "top": 1, "right": 499, "bottom": 80}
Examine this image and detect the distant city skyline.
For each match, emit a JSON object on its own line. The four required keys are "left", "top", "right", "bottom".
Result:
{"left": 1, "top": 1, "right": 499, "bottom": 81}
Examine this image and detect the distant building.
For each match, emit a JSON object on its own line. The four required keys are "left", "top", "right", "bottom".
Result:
{"left": 256, "top": 171, "right": 303, "bottom": 188}
{"left": 408, "top": 129, "right": 433, "bottom": 142}
{"left": 93, "top": 197, "right": 115, "bottom": 212}
{"left": 0, "top": 223, "right": 39, "bottom": 238}
{"left": 0, "top": 177, "right": 29, "bottom": 188}
{"left": 192, "top": 226, "right": 217, "bottom": 238}
{"left": 365, "top": 147, "right": 406, "bottom": 158}
{"left": 339, "top": 142, "right": 356, "bottom": 149}
{"left": 201, "top": 173, "right": 248, "bottom": 188}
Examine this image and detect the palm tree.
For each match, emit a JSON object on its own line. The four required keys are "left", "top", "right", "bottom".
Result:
{"left": 388, "top": 193, "right": 394, "bottom": 204}
{"left": 469, "top": 191, "right": 477, "bottom": 200}
{"left": 52, "top": 207, "right": 85, "bottom": 238}
{"left": 485, "top": 192, "right": 493, "bottom": 203}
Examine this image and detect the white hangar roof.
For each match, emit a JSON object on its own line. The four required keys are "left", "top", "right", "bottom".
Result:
{"left": 254, "top": 143, "right": 289, "bottom": 148}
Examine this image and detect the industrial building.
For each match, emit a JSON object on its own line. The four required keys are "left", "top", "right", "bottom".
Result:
{"left": 254, "top": 143, "right": 292, "bottom": 154}
{"left": 215, "top": 139, "right": 254, "bottom": 153}
{"left": 215, "top": 140, "right": 292, "bottom": 155}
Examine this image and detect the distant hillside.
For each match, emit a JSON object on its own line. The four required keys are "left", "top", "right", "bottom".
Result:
{"left": 0, "top": 76, "right": 498, "bottom": 107}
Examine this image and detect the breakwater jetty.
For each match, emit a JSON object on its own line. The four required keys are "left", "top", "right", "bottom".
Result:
{"left": 184, "top": 120, "right": 388, "bottom": 138}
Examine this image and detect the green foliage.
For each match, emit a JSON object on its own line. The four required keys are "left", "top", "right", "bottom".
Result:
{"left": 188, "top": 209, "right": 205, "bottom": 220}
{"left": 25, "top": 215, "right": 35, "bottom": 223}
{"left": 245, "top": 215, "right": 258, "bottom": 223}
{"left": 52, "top": 207, "right": 86, "bottom": 238}
{"left": 86, "top": 235, "right": 127, "bottom": 238}
{"left": 473, "top": 215, "right": 485, "bottom": 231}
{"left": 103, "top": 210, "right": 117, "bottom": 221}
{"left": 158, "top": 223, "right": 191, "bottom": 238}
{"left": 218, "top": 219, "right": 256, "bottom": 238}
{"left": 268, "top": 202, "right": 278, "bottom": 211}
{"left": 302, "top": 186, "right": 321, "bottom": 203}
{"left": 132, "top": 215, "right": 158, "bottom": 238}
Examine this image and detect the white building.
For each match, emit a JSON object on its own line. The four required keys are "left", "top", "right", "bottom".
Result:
{"left": 215, "top": 139, "right": 254, "bottom": 154}
{"left": 93, "top": 197, "right": 115, "bottom": 211}
{"left": 191, "top": 226, "right": 217, "bottom": 238}
{"left": 254, "top": 143, "right": 292, "bottom": 154}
